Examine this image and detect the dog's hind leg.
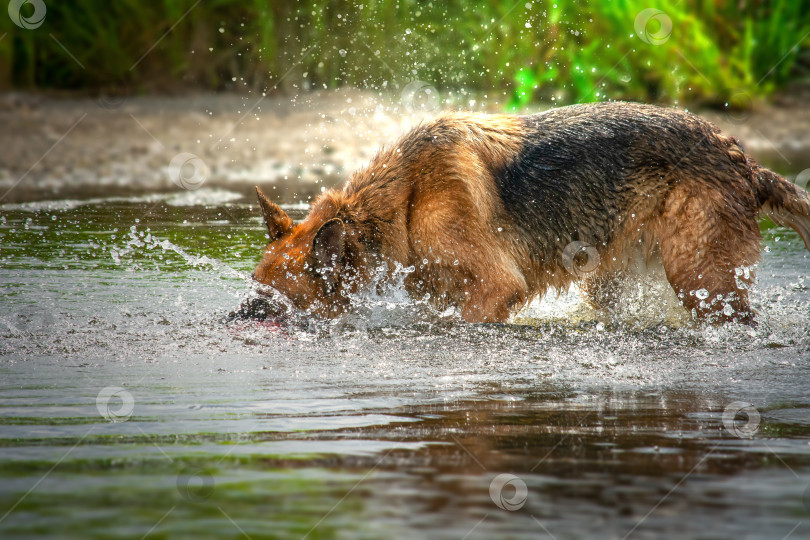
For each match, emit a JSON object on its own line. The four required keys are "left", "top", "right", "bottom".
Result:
{"left": 658, "top": 183, "right": 761, "bottom": 324}
{"left": 579, "top": 230, "right": 659, "bottom": 313}
{"left": 580, "top": 272, "right": 624, "bottom": 311}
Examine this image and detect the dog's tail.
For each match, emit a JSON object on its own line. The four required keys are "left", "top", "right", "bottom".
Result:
{"left": 750, "top": 162, "right": 810, "bottom": 252}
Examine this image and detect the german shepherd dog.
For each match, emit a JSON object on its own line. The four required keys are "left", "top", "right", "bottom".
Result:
{"left": 251, "top": 102, "right": 810, "bottom": 324}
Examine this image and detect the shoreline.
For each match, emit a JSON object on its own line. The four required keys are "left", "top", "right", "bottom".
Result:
{"left": 1, "top": 90, "right": 808, "bottom": 205}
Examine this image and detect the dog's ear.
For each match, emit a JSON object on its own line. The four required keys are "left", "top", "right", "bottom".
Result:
{"left": 256, "top": 186, "right": 293, "bottom": 240}
{"left": 310, "top": 218, "right": 345, "bottom": 292}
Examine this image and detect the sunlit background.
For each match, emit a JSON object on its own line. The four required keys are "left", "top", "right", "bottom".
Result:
{"left": 2, "top": 0, "right": 809, "bottom": 106}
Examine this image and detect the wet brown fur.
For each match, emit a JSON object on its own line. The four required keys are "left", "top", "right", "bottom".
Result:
{"left": 253, "top": 102, "right": 810, "bottom": 324}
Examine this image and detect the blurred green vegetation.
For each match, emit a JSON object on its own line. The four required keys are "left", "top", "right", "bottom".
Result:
{"left": 1, "top": 0, "right": 809, "bottom": 107}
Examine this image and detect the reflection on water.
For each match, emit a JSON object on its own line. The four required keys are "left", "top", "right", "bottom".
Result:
{"left": 1, "top": 191, "right": 809, "bottom": 539}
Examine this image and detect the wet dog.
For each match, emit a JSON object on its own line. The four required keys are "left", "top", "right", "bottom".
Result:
{"left": 251, "top": 102, "right": 810, "bottom": 324}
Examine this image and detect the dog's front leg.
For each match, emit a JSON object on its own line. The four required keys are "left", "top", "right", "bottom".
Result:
{"left": 459, "top": 275, "right": 527, "bottom": 323}
{"left": 405, "top": 254, "right": 527, "bottom": 323}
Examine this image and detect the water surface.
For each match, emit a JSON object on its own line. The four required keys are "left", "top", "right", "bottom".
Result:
{"left": 1, "top": 189, "right": 809, "bottom": 539}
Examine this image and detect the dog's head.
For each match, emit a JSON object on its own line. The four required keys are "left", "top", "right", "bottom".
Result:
{"left": 252, "top": 187, "right": 363, "bottom": 318}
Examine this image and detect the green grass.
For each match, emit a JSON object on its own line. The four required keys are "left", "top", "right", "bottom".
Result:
{"left": 1, "top": 0, "right": 809, "bottom": 107}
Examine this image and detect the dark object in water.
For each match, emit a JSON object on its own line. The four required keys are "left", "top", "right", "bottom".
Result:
{"left": 224, "top": 296, "right": 289, "bottom": 323}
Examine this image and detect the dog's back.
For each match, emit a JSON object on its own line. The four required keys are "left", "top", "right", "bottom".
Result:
{"left": 486, "top": 102, "right": 809, "bottom": 322}
{"left": 496, "top": 103, "right": 712, "bottom": 271}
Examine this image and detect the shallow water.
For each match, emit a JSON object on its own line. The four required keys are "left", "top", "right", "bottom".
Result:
{"left": 1, "top": 188, "right": 809, "bottom": 539}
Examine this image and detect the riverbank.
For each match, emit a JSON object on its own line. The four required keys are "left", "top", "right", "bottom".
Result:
{"left": 1, "top": 89, "right": 809, "bottom": 204}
